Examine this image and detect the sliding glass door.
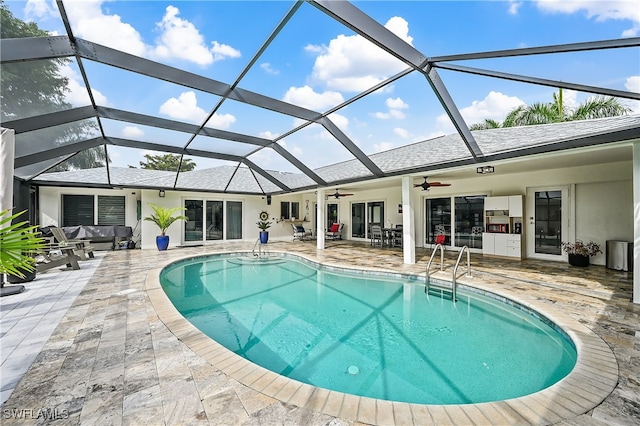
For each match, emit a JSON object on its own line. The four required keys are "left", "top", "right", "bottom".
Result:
{"left": 426, "top": 198, "right": 451, "bottom": 246}
{"left": 426, "top": 195, "right": 486, "bottom": 249}
{"left": 454, "top": 195, "right": 485, "bottom": 249}
{"left": 226, "top": 201, "right": 242, "bottom": 240}
{"left": 184, "top": 199, "right": 243, "bottom": 243}
{"left": 205, "top": 201, "right": 223, "bottom": 241}
{"left": 351, "top": 203, "right": 366, "bottom": 238}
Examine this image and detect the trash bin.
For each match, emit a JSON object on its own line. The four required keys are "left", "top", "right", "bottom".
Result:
{"left": 606, "top": 240, "right": 633, "bottom": 271}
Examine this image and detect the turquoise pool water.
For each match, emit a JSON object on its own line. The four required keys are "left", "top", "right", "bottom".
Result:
{"left": 160, "top": 254, "right": 577, "bottom": 405}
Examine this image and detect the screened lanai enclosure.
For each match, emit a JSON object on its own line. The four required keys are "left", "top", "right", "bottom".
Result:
{"left": 2, "top": 0, "right": 639, "bottom": 201}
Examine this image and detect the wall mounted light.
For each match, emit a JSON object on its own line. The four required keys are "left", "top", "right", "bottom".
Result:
{"left": 159, "top": 189, "right": 165, "bottom": 197}
{"left": 476, "top": 165, "right": 495, "bottom": 174}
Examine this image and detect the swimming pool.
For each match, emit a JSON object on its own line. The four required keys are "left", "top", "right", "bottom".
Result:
{"left": 159, "top": 253, "right": 577, "bottom": 405}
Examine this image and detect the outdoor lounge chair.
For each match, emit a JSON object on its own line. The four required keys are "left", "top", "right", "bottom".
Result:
{"left": 50, "top": 227, "right": 95, "bottom": 260}
{"left": 325, "top": 223, "right": 343, "bottom": 240}
{"left": 292, "top": 223, "right": 307, "bottom": 241}
{"left": 36, "top": 244, "right": 81, "bottom": 273}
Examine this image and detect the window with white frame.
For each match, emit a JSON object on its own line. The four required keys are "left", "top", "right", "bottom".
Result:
{"left": 62, "top": 194, "right": 125, "bottom": 226}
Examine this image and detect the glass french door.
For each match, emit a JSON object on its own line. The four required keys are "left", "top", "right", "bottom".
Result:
{"left": 527, "top": 186, "right": 568, "bottom": 259}
{"left": 351, "top": 203, "right": 366, "bottom": 238}
{"left": 326, "top": 203, "right": 338, "bottom": 229}
{"left": 454, "top": 195, "right": 485, "bottom": 249}
{"left": 426, "top": 198, "right": 451, "bottom": 246}
{"left": 184, "top": 200, "right": 203, "bottom": 242}
{"left": 367, "top": 201, "right": 384, "bottom": 238}
{"left": 534, "top": 191, "right": 562, "bottom": 255}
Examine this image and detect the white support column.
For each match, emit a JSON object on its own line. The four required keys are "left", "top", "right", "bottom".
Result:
{"left": 317, "top": 189, "right": 325, "bottom": 250}
{"left": 633, "top": 141, "right": 640, "bottom": 304}
{"left": 0, "top": 128, "right": 15, "bottom": 215}
{"left": 401, "top": 176, "right": 416, "bottom": 264}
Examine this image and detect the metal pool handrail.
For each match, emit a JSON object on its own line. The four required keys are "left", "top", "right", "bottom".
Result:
{"left": 252, "top": 238, "right": 270, "bottom": 258}
{"left": 425, "top": 243, "right": 445, "bottom": 294}
{"left": 452, "top": 245, "right": 472, "bottom": 301}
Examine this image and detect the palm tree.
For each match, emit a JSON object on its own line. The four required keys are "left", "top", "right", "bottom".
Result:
{"left": 471, "top": 89, "right": 631, "bottom": 129}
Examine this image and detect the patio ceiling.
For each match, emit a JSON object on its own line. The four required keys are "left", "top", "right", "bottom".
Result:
{"left": 1, "top": 0, "right": 639, "bottom": 195}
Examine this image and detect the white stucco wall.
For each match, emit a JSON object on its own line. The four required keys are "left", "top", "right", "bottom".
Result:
{"left": 37, "top": 158, "right": 634, "bottom": 263}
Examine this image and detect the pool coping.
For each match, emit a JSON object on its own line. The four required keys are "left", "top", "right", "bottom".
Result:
{"left": 144, "top": 250, "right": 619, "bottom": 425}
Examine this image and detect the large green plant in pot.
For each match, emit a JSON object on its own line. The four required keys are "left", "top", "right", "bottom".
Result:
{"left": 144, "top": 203, "right": 187, "bottom": 250}
{"left": 257, "top": 211, "right": 272, "bottom": 244}
{"left": 1, "top": 209, "right": 48, "bottom": 286}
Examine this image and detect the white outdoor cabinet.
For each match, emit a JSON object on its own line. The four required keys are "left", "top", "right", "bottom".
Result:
{"left": 483, "top": 195, "right": 524, "bottom": 259}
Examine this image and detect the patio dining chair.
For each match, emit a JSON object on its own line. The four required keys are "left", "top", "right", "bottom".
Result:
{"left": 371, "top": 225, "right": 384, "bottom": 247}
{"left": 292, "top": 223, "right": 307, "bottom": 241}
{"left": 325, "top": 223, "right": 343, "bottom": 240}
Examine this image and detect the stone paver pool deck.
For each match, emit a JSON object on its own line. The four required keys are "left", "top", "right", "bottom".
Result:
{"left": 1, "top": 241, "right": 638, "bottom": 425}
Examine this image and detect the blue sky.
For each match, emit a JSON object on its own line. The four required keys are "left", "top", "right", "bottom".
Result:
{"left": 8, "top": 0, "right": 640, "bottom": 173}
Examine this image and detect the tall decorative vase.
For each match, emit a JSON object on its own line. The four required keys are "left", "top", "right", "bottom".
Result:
{"left": 259, "top": 231, "right": 269, "bottom": 244}
{"left": 156, "top": 235, "right": 170, "bottom": 251}
{"left": 568, "top": 254, "right": 589, "bottom": 267}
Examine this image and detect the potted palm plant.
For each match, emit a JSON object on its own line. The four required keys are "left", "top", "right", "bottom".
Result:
{"left": 561, "top": 240, "right": 602, "bottom": 267}
{"left": 1, "top": 209, "right": 48, "bottom": 293}
{"left": 257, "top": 211, "right": 272, "bottom": 244}
{"left": 144, "top": 203, "right": 187, "bottom": 250}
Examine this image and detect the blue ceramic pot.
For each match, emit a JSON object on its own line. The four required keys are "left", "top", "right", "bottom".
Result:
{"left": 259, "top": 231, "right": 269, "bottom": 244}
{"left": 156, "top": 235, "right": 170, "bottom": 251}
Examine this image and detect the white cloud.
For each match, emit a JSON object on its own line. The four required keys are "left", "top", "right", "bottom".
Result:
{"left": 51, "top": 1, "right": 240, "bottom": 65}
{"left": 625, "top": 76, "right": 640, "bottom": 92}
{"left": 624, "top": 76, "right": 640, "bottom": 113}
{"left": 561, "top": 89, "right": 578, "bottom": 110}
{"left": 374, "top": 97, "right": 409, "bottom": 120}
{"left": 327, "top": 112, "right": 349, "bottom": 132}
{"left": 508, "top": 1, "right": 523, "bottom": 15}
{"left": 62, "top": 0, "right": 148, "bottom": 56}
{"left": 394, "top": 127, "right": 410, "bottom": 139}
{"left": 122, "top": 126, "right": 144, "bottom": 138}
{"left": 373, "top": 141, "right": 396, "bottom": 153}
{"left": 205, "top": 112, "right": 236, "bottom": 129}
{"left": 159, "top": 91, "right": 207, "bottom": 123}
{"left": 59, "top": 64, "right": 108, "bottom": 106}
{"left": 308, "top": 17, "right": 412, "bottom": 92}
{"left": 259, "top": 130, "right": 279, "bottom": 139}
{"left": 386, "top": 97, "right": 408, "bottom": 110}
{"left": 151, "top": 6, "right": 216, "bottom": 66}
{"left": 282, "top": 85, "right": 344, "bottom": 111}
{"left": 25, "top": 0, "right": 58, "bottom": 20}
{"left": 210, "top": 41, "right": 241, "bottom": 63}
{"left": 536, "top": 0, "right": 640, "bottom": 36}
{"left": 461, "top": 91, "right": 525, "bottom": 125}
{"left": 260, "top": 63, "right": 279, "bottom": 75}
{"left": 277, "top": 139, "right": 303, "bottom": 158}
{"left": 374, "top": 112, "right": 392, "bottom": 119}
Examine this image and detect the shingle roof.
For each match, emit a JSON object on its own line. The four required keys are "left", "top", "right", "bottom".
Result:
{"left": 34, "top": 114, "right": 640, "bottom": 193}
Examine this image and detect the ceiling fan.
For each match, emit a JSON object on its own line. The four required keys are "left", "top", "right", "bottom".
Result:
{"left": 414, "top": 177, "right": 451, "bottom": 191}
{"left": 329, "top": 189, "right": 354, "bottom": 199}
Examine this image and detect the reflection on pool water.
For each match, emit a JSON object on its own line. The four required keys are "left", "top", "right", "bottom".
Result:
{"left": 160, "top": 254, "right": 577, "bottom": 405}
